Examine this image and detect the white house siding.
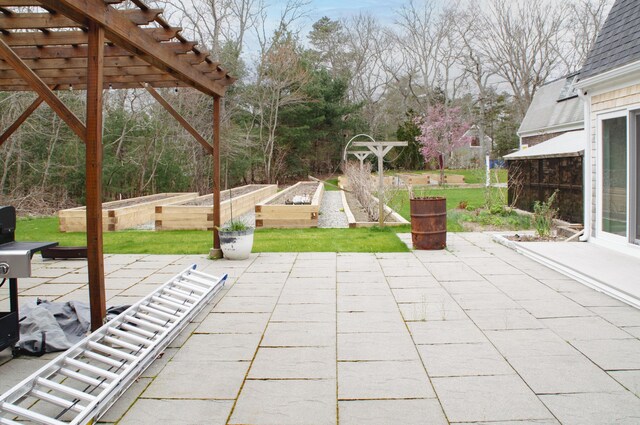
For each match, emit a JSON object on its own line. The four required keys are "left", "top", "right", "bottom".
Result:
{"left": 590, "top": 83, "right": 640, "bottom": 234}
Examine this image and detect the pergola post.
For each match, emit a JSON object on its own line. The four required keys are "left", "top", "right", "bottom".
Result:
{"left": 85, "top": 21, "right": 106, "bottom": 331}
{"left": 210, "top": 94, "right": 222, "bottom": 258}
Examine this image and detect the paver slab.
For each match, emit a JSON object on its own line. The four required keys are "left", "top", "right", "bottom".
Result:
{"left": 417, "top": 342, "right": 514, "bottom": 377}
{"left": 118, "top": 399, "right": 233, "bottom": 425}
{"left": 432, "top": 374, "right": 554, "bottom": 423}
{"left": 229, "top": 379, "right": 336, "bottom": 425}
{"left": 249, "top": 346, "right": 335, "bottom": 379}
{"left": 338, "top": 360, "right": 434, "bottom": 399}
{"left": 540, "top": 392, "right": 640, "bottom": 425}
{"left": 339, "top": 399, "right": 446, "bottom": 425}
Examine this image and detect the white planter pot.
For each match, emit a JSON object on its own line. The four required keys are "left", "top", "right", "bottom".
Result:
{"left": 219, "top": 228, "right": 254, "bottom": 260}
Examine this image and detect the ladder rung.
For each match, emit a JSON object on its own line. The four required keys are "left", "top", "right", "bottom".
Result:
{"left": 64, "top": 358, "right": 119, "bottom": 381}
{"left": 159, "top": 289, "right": 196, "bottom": 305}
{"left": 172, "top": 280, "right": 206, "bottom": 294}
{"left": 82, "top": 350, "right": 127, "bottom": 369}
{"left": 58, "top": 368, "right": 109, "bottom": 390}
{"left": 102, "top": 335, "right": 144, "bottom": 352}
{"left": 123, "top": 315, "right": 166, "bottom": 333}
{"left": 0, "top": 416, "right": 23, "bottom": 425}
{"left": 0, "top": 402, "right": 66, "bottom": 425}
{"left": 36, "top": 378, "right": 96, "bottom": 403}
{"left": 182, "top": 274, "right": 214, "bottom": 288}
{"left": 151, "top": 295, "right": 189, "bottom": 311}
{"left": 145, "top": 300, "right": 183, "bottom": 316}
{"left": 30, "top": 389, "right": 85, "bottom": 413}
{"left": 164, "top": 287, "right": 199, "bottom": 302}
{"left": 87, "top": 341, "right": 137, "bottom": 362}
{"left": 132, "top": 311, "right": 171, "bottom": 327}
{"left": 139, "top": 303, "right": 180, "bottom": 321}
{"left": 119, "top": 323, "right": 158, "bottom": 340}
{"left": 108, "top": 327, "right": 153, "bottom": 347}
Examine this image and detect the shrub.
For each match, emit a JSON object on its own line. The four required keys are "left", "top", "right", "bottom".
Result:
{"left": 533, "top": 190, "right": 558, "bottom": 237}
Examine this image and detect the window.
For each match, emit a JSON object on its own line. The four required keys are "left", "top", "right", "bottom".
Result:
{"left": 601, "top": 116, "right": 627, "bottom": 237}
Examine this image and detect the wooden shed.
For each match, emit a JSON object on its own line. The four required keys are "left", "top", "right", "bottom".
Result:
{"left": 504, "top": 131, "right": 584, "bottom": 223}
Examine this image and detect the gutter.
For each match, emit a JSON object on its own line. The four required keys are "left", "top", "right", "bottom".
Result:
{"left": 576, "top": 88, "right": 592, "bottom": 242}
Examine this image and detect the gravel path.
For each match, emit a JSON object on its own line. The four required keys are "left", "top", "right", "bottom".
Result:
{"left": 318, "top": 191, "right": 348, "bottom": 228}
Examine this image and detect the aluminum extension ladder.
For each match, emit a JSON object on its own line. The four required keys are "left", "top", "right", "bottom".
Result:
{"left": 0, "top": 265, "right": 227, "bottom": 425}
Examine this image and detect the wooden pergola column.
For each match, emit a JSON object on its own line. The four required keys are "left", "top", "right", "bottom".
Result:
{"left": 85, "top": 21, "right": 106, "bottom": 331}
{"left": 210, "top": 94, "right": 222, "bottom": 258}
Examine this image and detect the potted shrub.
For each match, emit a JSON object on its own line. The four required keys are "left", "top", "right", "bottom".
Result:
{"left": 218, "top": 220, "right": 254, "bottom": 260}
{"left": 411, "top": 105, "right": 471, "bottom": 250}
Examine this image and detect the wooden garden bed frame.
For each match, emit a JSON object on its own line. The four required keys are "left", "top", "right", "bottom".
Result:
{"left": 59, "top": 192, "right": 198, "bottom": 232}
{"left": 156, "top": 184, "right": 277, "bottom": 230}
{"left": 255, "top": 182, "right": 324, "bottom": 228}
{"left": 340, "top": 190, "right": 409, "bottom": 228}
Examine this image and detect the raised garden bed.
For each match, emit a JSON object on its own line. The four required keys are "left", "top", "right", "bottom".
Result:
{"left": 58, "top": 192, "right": 198, "bottom": 232}
{"left": 155, "top": 184, "right": 277, "bottom": 230}
{"left": 255, "top": 182, "right": 324, "bottom": 228}
{"left": 340, "top": 190, "right": 409, "bottom": 228}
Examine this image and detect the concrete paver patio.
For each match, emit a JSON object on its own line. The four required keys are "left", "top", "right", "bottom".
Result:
{"left": 2, "top": 233, "right": 640, "bottom": 424}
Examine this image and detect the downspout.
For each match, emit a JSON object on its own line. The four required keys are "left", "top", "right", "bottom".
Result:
{"left": 577, "top": 89, "right": 592, "bottom": 242}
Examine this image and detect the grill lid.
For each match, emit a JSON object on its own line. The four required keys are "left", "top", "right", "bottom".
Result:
{"left": 0, "top": 205, "right": 16, "bottom": 245}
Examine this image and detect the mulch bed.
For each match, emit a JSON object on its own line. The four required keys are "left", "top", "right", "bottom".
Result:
{"left": 344, "top": 192, "right": 401, "bottom": 223}
{"left": 266, "top": 182, "right": 318, "bottom": 205}
{"left": 181, "top": 185, "right": 266, "bottom": 206}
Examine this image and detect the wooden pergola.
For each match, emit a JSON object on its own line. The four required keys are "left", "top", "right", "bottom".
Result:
{"left": 0, "top": 0, "right": 236, "bottom": 330}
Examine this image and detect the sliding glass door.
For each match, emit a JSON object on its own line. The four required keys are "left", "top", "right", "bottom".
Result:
{"left": 601, "top": 115, "right": 627, "bottom": 238}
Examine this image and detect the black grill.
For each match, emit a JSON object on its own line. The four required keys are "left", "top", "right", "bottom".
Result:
{"left": 0, "top": 206, "right": 57, "bottom": 353}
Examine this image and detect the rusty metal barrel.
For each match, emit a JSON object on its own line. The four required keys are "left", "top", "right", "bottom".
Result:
{"left": 410, "top": 197, "right": 447, "bottom": 250}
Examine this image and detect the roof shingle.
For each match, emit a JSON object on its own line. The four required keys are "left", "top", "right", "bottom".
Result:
{"left": 579, "top": 0, "right": 640, "bottom": 80}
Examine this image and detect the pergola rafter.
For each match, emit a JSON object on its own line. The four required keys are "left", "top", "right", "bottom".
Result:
{"left": 0, "top": 0, "right": 235, "bottom": 330}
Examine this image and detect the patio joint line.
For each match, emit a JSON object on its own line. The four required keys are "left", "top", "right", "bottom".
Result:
{"left": 224, "top": 252, "right": 296, "bottom": 425}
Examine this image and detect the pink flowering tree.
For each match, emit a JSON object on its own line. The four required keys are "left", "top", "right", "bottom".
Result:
{"left": 415, "top": 105, "right": 471, "bottom": 187}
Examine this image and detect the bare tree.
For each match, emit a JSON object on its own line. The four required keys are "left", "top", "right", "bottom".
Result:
{"left": 561, "top": 0, "right": 613, "bottom": 73}
{"left": 474, "top": 0, "right": 569, "bottom": 120}
{"left": 342, "top": 13, "right": 395, "bottom": 136}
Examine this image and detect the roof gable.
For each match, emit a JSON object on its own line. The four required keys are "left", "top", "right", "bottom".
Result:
{"left": 579, "top": 0, "right": 640, "bottom": 81}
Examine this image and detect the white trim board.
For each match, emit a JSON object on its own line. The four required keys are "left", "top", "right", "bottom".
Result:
{"left": 492, "top": 234, "right": 640, "bottom": 309}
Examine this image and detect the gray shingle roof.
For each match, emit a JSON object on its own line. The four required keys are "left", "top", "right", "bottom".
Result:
{"left": 579, "top": 0, "right": 640, "bottom": 80}
{"left": 518, "top": 77, "right": 583, "bottom": 135}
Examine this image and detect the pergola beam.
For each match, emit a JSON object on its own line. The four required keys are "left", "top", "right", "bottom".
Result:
{"left": 6, "top": 42, "right": 198, "bottom": 60}
{"left": 0, "top": 9, "right": 162, "bottom": 29}
{"left": 0, "top": 64, "right": 226, "bottom": 80}
{"left": 0, "top": 94, "right": 43, "bottom": 146}
{"left": 0, "top": 51, "right": 201, "bottom": 70}
{"left": 0, "top": 80, "right": 191, "bottom": 91}
{"left": 0, "top": 37, "right": 86, "bottom": 140}
{"left": 142, "top": 83, "right": 213, "bottom": 155}
{"left": 0, "top": 0, "right": 48, "bottom": 5}
{"left": 38, "top": 0, "right": 228, "bottom": 96}
{"left": 0, "top": 27, "right": 180, "bottom": 47}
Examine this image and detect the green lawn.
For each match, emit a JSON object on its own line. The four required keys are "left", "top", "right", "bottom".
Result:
{"left": 17, "top": 216, "right": 409, "bottom": 254}
{"left": 384, "top": 168, "right": 507, "bottom": 184}
{"left": 389, "top": 186, "right": 530, "bottom": 232}
{"left": 323, "top": 177, "right": 340, "bottom": 191}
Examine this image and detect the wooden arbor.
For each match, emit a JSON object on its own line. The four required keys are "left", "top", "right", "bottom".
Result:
{"left": 0, "top": 0, "right": 236, "bottom": 330}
